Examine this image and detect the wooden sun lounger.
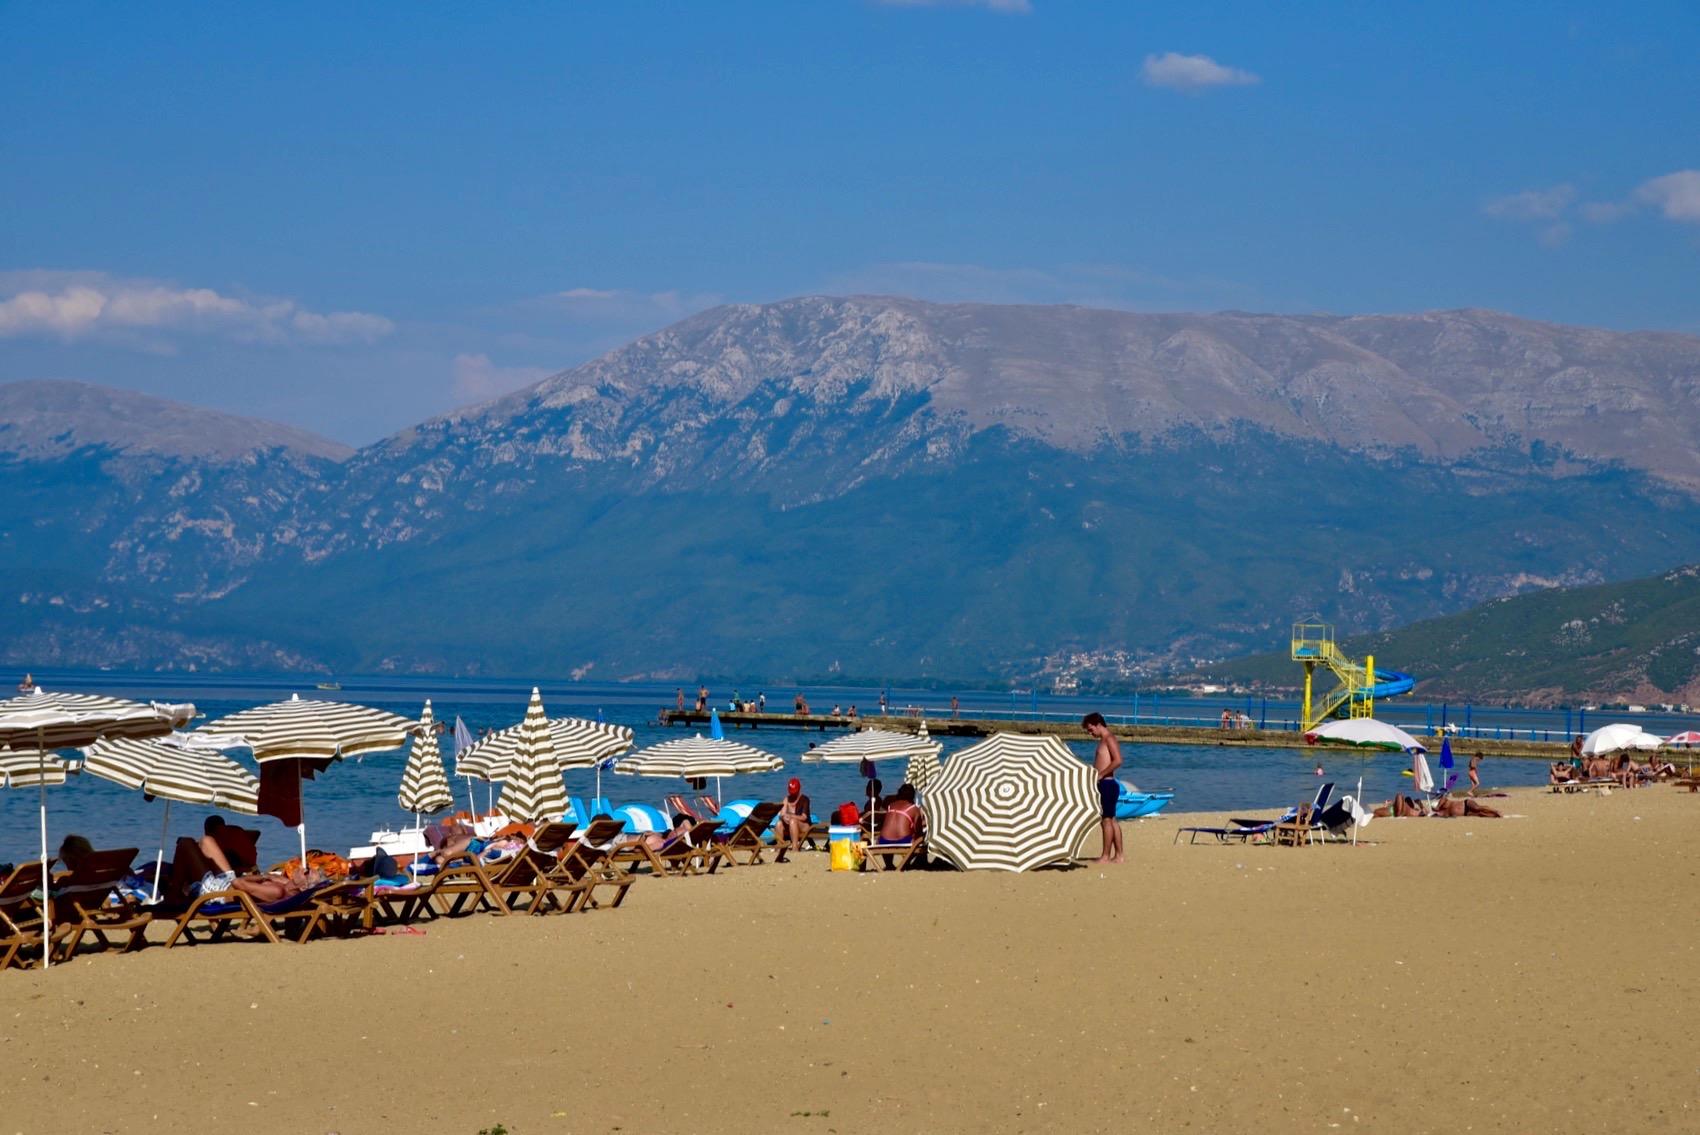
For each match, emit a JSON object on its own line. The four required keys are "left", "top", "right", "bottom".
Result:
{"left": 487, "top": 849, "right": 590, "bottom": 915}
{"left": 655, "top": 820, "right": 726, "bottom": 876}
{"left": 555, "top": 817, "right": 630, "bottom": 880}
{"left": 151, "top": 838, "right": 283, "bottom": 947}
{"left": 718, "top": 802, "right": 783, "bottom": 866}
{"left": 0, "top": 863, "right": 49, "bottom": 968}
{"left": 52, "top": 848, "right": 151, "bottom": 959}
{"left": 1551, "top": 778, "right": 1615, "bottom": 794}
{"left": 548, "top": 821, "right": 636, "bottom": 910}
{"left": 386, "top": 853, "right": 506, "bottom": 923}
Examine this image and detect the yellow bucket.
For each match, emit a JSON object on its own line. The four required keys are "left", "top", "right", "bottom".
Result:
{"left": 828, "top": 825, "right": 864, "bottom": 872}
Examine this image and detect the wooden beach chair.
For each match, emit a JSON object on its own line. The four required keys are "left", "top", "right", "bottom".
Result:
{"left": 50, "top": 848, "right": 152, "bottom": 959}
{"left": 487, "top": 849, "right": 586, "bottom": 915}
{"left": 607, "top": 835, "right": 670, "bottom": 877}
{"left": 548, "top": 821, "right": 636, "bottom": 911}
{"left": 656, "top": 820, "right": 726, "bottom": 876}
{"left": 556, "top": 817, "right": 629, "bottom": 879}
{"left": 0, "top": 863, "right": 49, "bottom": 968}
{"left": 1273, "top": 803, "right": 1316, "bottom": 847}
{"left": 388, "top": 852, "right": 506, "bottom": 923}
{"left": 862, "top": 833, "right": 925, "bottom": 872}
{"left": 718, "top": 802, "right": 783, "bottom": 866}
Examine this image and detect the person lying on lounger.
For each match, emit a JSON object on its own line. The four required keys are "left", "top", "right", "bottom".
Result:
{"left": 426, "top": 819, "right": 483, "bottom": 866}
{"left": 1372, "top": 795, "right": 1429, "bottom": 818}
{"left": 629, "top": 814, "right": 695, "bottom": 852}
{"left": 1549, "top": 761, "right": 1581, "bottom": 784}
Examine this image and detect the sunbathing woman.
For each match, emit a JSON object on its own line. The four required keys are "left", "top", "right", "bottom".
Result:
{"left": 633, "top": 813, "right": 695, "bottom": 852}
{"left": 1429, "top": 796, "right": 1503, "bottom": 818}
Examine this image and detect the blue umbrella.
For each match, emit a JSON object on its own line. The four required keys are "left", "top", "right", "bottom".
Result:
{"left": 1439, "top": 738, "right": 1455, "bottom": 793}
{"left": 709, "top": 709, "right": 724, "bottom": 741}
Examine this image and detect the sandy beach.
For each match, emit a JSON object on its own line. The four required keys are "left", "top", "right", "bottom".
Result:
{"left": 4, "top": 783, "right": 1699, "bottom": 1134}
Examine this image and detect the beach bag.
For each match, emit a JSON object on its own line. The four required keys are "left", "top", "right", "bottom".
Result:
{"left": 834, "top": 803, "right": 860, "bottom": 827}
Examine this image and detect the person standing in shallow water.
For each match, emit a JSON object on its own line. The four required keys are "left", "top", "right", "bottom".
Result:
{"left": 1082, "top": 712, "right": 1124, "bottom": 864}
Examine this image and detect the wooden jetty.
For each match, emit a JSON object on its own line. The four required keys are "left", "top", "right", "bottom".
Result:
{"left": 655, "top": 709, "right": 1569, "bottom": 760}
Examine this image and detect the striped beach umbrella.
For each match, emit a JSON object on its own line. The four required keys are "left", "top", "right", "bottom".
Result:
{"left": 494, "top": 689, "right": 571, "bottom": 824}
{"left": 398, "top": 701, "right": 455, "bottom": 818}
{"left": 614, "top": 735, "right": 783, "bottom": 779}
{"left": 198, "top": 694, "right": 412, "bottom": 761}
{"left": 80, "top": 735, "right": 261, "bottom": 903}
{"left": 614, "top": 734, "right": 782, "bottom": 808}
{"left": 80, "top": 736, "right": 259, "bottom": 813}
{"left": 802, "top": 727, "right": 942, "bottom": 764}
{"left": 454, "top": 715, "right": 632, "bottom": 782}
{"left": 924, "top": 733, "right": 1098, "bottom": 872}
{"left": 0, "top": 690, "right": 195, "bottom": 968}
{"left": 0, "top": 748, "right": 69, "bottom": 788}
{"left": 198, "top": 694, "right": 412, "bottom": 867}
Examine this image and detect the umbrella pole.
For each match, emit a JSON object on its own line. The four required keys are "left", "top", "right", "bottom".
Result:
{"left": 296, "top": 761, "right": 308, "bottom": 868}
{"left": 37, "top": 729, "right": 49, "bottom": 970}
{"left": 152, "top": 799, "right": 172, "bottom": 903}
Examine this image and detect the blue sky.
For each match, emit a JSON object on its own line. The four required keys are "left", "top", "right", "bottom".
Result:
{"left": 2, "top": 0, "right": 1696, "bottom": 443}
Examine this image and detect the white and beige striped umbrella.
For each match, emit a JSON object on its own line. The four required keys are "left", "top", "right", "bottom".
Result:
{"left": 80, "top": 736, "right": 259, "bottom": 813}
{"left": 398, "top": 701, "right": 455, "bottom": 816}
{"left": 455, "top": 714, "right": 633, "bottom": 782}
{"left": 197, "top": 693, "right": 412, "bottom": 762}
{"left": 0, "top": 748, "right": 69, "bottom": 788}
{"left": 0, "top": 689, "right": 195, "bottom": 749}
{"left": 494, "top": 689, "right": 571, "bottom": 824}
{"left": 923, "top": 733, "right": 1099, "bottom": 872}
{"left": 802, "top": 727, "right": 942, "bottom": 764}
{"left": 613, "top": 734, "right": 784, "bottom": 779}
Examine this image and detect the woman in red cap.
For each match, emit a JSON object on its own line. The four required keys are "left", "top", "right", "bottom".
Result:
{"left": 777, "top": 777, "right": 811, "bottom": 855}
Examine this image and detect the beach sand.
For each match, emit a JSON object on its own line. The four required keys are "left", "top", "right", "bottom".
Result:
{"left": 5, "top": 784, "right": 1699, "bottom": 1134}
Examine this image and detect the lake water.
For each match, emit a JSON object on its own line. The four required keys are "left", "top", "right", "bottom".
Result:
{"left": 0, "top": 670, "right": 1573, "bottom": 867}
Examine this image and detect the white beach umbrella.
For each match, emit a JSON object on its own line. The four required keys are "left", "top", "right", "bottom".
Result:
{"left": 1305, "top": 718, "right": 1427, "bottom": 752}
{"left": 0, "top": 689, "right": 196, "bottom": 968}
{"left": 493, "top": 689, "right": 572, "bottom": 824}
{"left": 802, "top": 727, "right": 942, "bottom": 764}
{"left": 397, "top": 701, "right": 456, "bottom": 820}
{"left": 614, "top": 734, "right": 782, "bottom": 808}
{"left": 1580, "top": 723, "right": 1664, "bottom": 757}
{"left": 198, "top": 694, "right": 412, "bottom": 866}
{"left": 80, "top": 735, "right": 260, "bottom": 902}
{"left": 923, "top": 733, "right": 1098, "bottom": 872}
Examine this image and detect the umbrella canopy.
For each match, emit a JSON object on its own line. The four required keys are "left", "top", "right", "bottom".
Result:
{"left": 924, "top": 733, "right": 1099, "bottom": 872}
{"left": 80, "top": 736, "right": 259, "bottom": 813}
{"left": 0, "top": 688, "right": 195, "bottom": 748}
{"left": 613, "top": 734, "right": 784, "bottom": 779}
{"left": 1581, "top": 723, "right": 1664, "bottom": 757}
{"left": 397, "top": 701, "right": 455, "bottom": 816}
{"left": 454, "top": 715, "right": 632, "bottom": 782}
{"left": 1661, "top": 730, "right": 1700, "bottom": 747}
{"left": 1306, "top": 718, "right": 1427, "bottom": 752}
{"left": 494, "top": 689, "right": 571, "bottom": 824}
{"left": 905, "top": 747, "right": 944, "bottom": 793}
{"left": 197, "top": 694, "right": 412, "bottom": 761}
{"left": 802, "top": 727, "right": 943, "bottom": 764}
{"left": 0, "top": 748, "right": 69, "bottom": 788}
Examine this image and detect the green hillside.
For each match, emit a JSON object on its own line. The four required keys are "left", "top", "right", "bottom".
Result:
{"left": 1203, "top": 566, "right": 1700, "bottom": 706}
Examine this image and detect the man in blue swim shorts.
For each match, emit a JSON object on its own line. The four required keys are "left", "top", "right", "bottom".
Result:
{"left": 1082, "top": 712, "right": 1125, "bottom": 864}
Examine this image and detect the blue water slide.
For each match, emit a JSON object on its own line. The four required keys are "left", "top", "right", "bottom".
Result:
{"left": 1370, "top": 669, "right": 1417, "bottom": 699}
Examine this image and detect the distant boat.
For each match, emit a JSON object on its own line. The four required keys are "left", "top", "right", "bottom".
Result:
{"left": 316, "top": 678, "right": 342, "bottom": 691}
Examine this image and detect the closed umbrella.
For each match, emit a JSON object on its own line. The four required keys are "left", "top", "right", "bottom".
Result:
{"left": 397, "top": 701, "right": 455, "bottom": 821}
{"left": 198, "top": 694, "right": 412, "bottom": 868}
{"left": 924, "top": 733, "right": 1098, "bottom": 872}
{"left": 493, "top": 689, "right": 571, "bottom": 824}
{"left": 613, "top": 734, "right": 782, "bottom": 809}
{"left": 0, "top": 689, "right": 195, "bottom": 968}
{"left": 452, "top": 715, "right": 476, "bottom": 813}
{"left": 80, "top": 735, "right": 260, "bottom": 901}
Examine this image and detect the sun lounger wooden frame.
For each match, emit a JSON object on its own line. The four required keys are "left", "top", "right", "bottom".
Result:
{"left": 485, "top": 848, "right": 593, "bottom": 915}
{"left": 718, "top": 802, "right": 784, "bottom": 865}
{"left": 654, "top": 820, "right": 726, "bottom": 876}
{"left": 0, "top": 863, "right": 50, "bottom": 968}
{"left": 1273, "top": 803, "right": 1316, "bottom": 847}
{"left": 862, "top": 835, "right": 925, "bottom": 871}
{"left": 547, "top": 820, "right": 637, "bottom": 910}
{"left": 52, "top": 847, "right": 151, "bottom": 959}
{"left": 385, "top": 853, "right": 506, "bottom": 923}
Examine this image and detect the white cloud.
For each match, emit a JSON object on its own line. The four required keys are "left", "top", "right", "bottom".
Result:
{"left": 1140, "top": 52, "right": 1260, "bottom": 93}
{"left": 0, "top": 271, "right": 393, "bottom": 345}
{"left": 1633, "top": 170, "right": 1700, "bottom": 223}
{"left": 450, "top": 353, "right": 552, "bottom": 402}
{"left": 1483, "top": 185, "right": 1575, "bottom": 222}
{"left": 873, "top": 0, "right": 1031, "bottom": 11}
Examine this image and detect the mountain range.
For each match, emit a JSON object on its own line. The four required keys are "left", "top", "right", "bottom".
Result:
{"left": 5, "top": 295, "right": 1700, "bottom": 693}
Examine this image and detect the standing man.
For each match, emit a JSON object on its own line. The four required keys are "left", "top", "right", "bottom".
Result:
{"left": 879, "top": 690, "right": 888, "bottom": 716}
{"left": 950, "top": 695, "right": 960, "bottom": 720}
{"left": 696, "top": 685, "right": 708, "bottom": 712}
{"left": 758, "top": 691, "right": 766, "bottom": 713}
{"left": 1082, "top": 712, "right": 1124, "bottom": 864}
{"left": 676, "top": 688, "right": 684, "bottom": 711}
